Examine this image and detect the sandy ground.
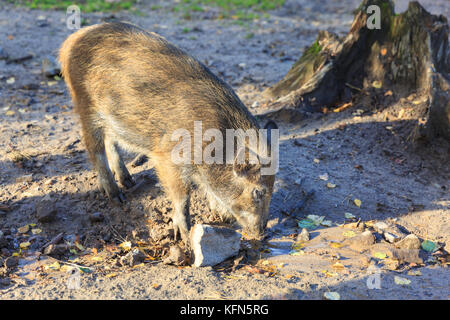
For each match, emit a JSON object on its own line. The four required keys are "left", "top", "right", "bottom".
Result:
{"left": 0, "top": 0, "right": 449, "bottom": 299}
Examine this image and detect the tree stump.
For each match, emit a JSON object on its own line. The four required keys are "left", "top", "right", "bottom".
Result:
{"left": 264, "top": 0, "right": 449, "bottom": 140}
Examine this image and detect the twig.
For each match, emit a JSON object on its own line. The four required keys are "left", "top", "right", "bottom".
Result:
{"left": 40, "top": 232, "right": 63, "bottom": 252}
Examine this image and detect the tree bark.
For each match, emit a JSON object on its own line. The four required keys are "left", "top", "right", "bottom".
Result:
{"left": 263, "top": 0, "right": 449, "bottom": 140}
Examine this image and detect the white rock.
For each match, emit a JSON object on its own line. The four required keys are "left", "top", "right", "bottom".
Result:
{"left": 190, "top": 224, "right": 241, "bottom": 267}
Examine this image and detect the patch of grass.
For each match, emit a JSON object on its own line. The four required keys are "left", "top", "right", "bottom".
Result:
{"left": 176, "top": 0, "right": 284, "bottom": 20}
{"left": 7, "top": 0, "right": 136, "bottom": 12}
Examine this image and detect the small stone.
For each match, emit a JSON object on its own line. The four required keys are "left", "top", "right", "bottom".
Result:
{"left": 4, "top": 256, "right": 18, "bottom": 270}
{"left": 36, "top": 200, "right": 57, "bottom": 222}
{"left": 384, "top": 232, "right": 399, "bottom": 243}
{"left": 41, "top": 56, "right": 61, "bottom": 77}
{"left": 396, "top": 234, "right": 421, "bottom": 250}
{"left": 163, "top": 245, "right": 186, "bottom": 266}
{"left": 0, "top": 277, "right": 11, "bottom": 287}
{"left": 344, "top": 230, "right": 375, "bottom": 252}
{"left": 120, "top": 248, "right": 146, "bottom": 266}
{"left": 89, "top": 212, "right": 104, "bottom": 223}
{"left": 373, "top": 221, "right": 389, "bottom": 231}
{"left": 44, "top": 243, "right": 69, "bottom": 257}
{"left": 190, "top": 224, "right": 241, "bottom": 267}
{"left": 391, "top": 248, "right": 423, "bottom": 265}
{"left": 296, "top": 228, "right": 309, "bottom": 242}
{"left": 0, "top": 47, "right": 8, "bottom": 60}
{"left": 16, "top": 174, "right": 33, "bottom": 183}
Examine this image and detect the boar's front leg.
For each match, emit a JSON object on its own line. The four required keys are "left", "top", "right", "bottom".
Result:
{"left": 104, "top": 137, "right": 135, "bottom": 189}
{"left": 80, "top": 118, "right": 125, "bottom": 204}
{"left": 154, "top": 161, "right": 191, "bottom": 245}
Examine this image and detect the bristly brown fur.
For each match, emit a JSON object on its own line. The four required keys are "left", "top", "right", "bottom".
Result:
{"left": 59, "top": 22, "right": 275, "bottom": 244}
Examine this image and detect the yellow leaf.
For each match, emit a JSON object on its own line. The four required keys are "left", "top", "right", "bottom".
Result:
{"left": 313, "top": 158, "right": 320, "bottom": 164}
{"left": 353, "top": 199, "right": 362, "bottom": 208}
{"left": 327, "top": 183, "right": 336, "bottom": 189}
{"left": 20, "top": 242, "right": 31, "bottom": 249}
{"left": 29, "top": 223, "right": 37, "bottom": 227}
{"left": 18, "top": 225, "right": 30, "bottom": 234}
{"left": 373, "top": 252, "right": 387, "bottom": 259}
{"left": 75, "top": 242, "right": 85, "bottom": 251}
{"left": 132, "top": 263, "right": 144, "bottom": 269}
{"left": 31, "top": 228, "right": 42, "bottom": 235}
{"left": 91, "top": 256, "right": 103, "bottom": 262}
{"left": 105, "top": 273, "right": 118, "bottom": 278}
{"left": 331, "top": 262, "right": 346, "bottom": 270}
{"left": 330, "top": 242, "right": 344, "bottom": 249}
{"left": 394, "top": 276, "right": 411, "bottom": 285}
{"left": 343, "top": 230, "right": 356, "bottom": 238}
{"left": 44, "top": 261, "right": 61, "bottom": 271}
{"left": 372, "top": 80, "right": 382, "bottom": 89}
{"left": 292, "top": 242, "right": 305, "bottom": 251}
{"left": 119, "top": 241, "right": 132, "bottom": 251}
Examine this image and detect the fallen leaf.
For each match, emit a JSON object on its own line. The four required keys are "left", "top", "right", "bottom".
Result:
{"left": 6, "top": 77, "right": 15, "bottom": 84}
{"left": 330, "top": 242, "right": 345, "bottom": 249}
{"left": 313, "top": 158, "right": 321, "bottom": 164}
{"left": 324, "top": 292, "right": 340, "bottom": 300}
{"left": 384, "top": 90, "right": 393, "bottom": 96}
{"left": 319, "top": 173, "right": 329, "bottom": 181}
{"left": 372, "top": 80, "right": 382, "bottom": 89}
{"left": 307, "top": 215, "right": 325, "bottom": 226}
{"left": 326, "top": 183, "right": 336, "bottom": 189}
{"left": 394, "top": 276, "right": 411, "bottom": 285}
{"left": 44, "top": 261, "right": 61, "bottom": 271}
{"left": 321, "top": 220, "right": 333, "bottom": 227}
{"left": 353, "top": 199, "right": 362, "bottom": 208}
{"left": 292, "top": 242, "right": 305, "bottom": 251}
{"left": 105, "top": 273, "right": 118, "bottom": 278}
{"left": 331, "top": 262, "right": 346, "bottom": 270}
{"left": 373, "top": 252, "right": 387, "bottom": 260}
{"left": 298, "top": 219, "right": 317, "bottom": 230}
{"left": 119, "top": 241, "right": 132, "bottom": 251}
{"left": 421, "top": 240, "right": 436, "bottom": 252}
{"left": 31, "top": 228, "right": 42, "bottom": 235}
{"left": 380, "top": 48, "right": 387, "bottom": 56}
{"left": 344, "top": 212, "right": 356, "bottom": 219}
{"left": 407, "top": 270, "right": 422, "bottom": 276}
{"left": 342, "top": 230, "right": 356, "bottom": 238}
{"left": 18, "top": 225, "right": 30, "bottom": 234}
{"left": 19, "top": 242, "right": 31, "bottom": 249}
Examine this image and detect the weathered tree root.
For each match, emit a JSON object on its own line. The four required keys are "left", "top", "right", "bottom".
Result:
{"left": 264, "top": 0, "right": 449, "bottom": 140}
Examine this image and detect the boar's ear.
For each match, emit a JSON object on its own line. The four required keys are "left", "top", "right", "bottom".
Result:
{"left": 233, "top": 147, "right": 260, "bottom": 179}
{"left": 263, "top": 120, "right": 278, "bottom": 152}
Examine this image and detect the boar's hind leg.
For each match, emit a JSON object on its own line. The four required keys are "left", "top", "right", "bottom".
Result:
{"left": 154, "top": 161, "right": 191, "bottom": 245}
{"left": 81, "top": 120, "right": 125, "bottom": 203}
{"left": 104, "top": 137, "right": 135, "bottom": 189}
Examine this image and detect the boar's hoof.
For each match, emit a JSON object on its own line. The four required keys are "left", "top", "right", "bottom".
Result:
{"left": 120, "top": 175, "right": 136, "bottom": 190}
{"left": 173, "top": 224, "right": 190, "bottom": 248}
{"left": 99, "top": 184, "right": 126, "bottom": 204}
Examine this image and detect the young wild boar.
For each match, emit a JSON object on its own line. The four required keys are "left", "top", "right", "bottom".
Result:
{"left": 59, "top": 22, "right": 277, "bottom": 244}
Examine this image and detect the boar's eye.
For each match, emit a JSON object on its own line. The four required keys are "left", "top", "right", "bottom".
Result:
{"left": 252, "top": 188, "right": 266, "bottom": 201}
